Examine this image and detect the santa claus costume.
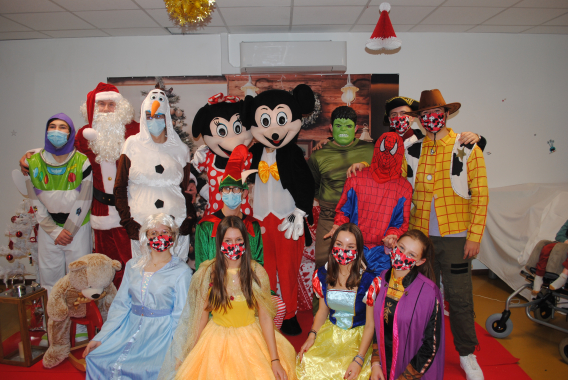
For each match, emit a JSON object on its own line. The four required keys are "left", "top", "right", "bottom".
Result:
{"left": 114, "top": 88, "right": 196, "bottom": 262}
{"left": 76, "top": 83, "right": 140, "bottom": 287}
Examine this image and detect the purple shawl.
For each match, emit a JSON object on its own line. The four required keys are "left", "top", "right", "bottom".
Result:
{"left": 44, "top": 113, "right": 76, "bottom": 155}
{"left": 373, "top": 270, "right": 445, "bottom": 379}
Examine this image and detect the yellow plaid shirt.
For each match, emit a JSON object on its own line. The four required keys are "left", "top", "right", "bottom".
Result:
{"left": 402, "top": 129, "right": 489, "bottom": 243}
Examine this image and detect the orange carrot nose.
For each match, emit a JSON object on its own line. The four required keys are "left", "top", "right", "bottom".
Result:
{"left": 151, "top": 100, "right": 161, "bottom": 117}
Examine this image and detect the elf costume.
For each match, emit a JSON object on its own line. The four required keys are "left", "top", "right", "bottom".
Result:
{"left": 25, "top": 113, "right": 93, "bottom": 294}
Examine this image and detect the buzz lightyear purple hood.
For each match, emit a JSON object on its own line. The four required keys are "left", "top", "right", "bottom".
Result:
{"left": 44, "top": 112, "right": 76, "bottom": 155}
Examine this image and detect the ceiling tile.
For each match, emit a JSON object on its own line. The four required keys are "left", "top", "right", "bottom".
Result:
{"left": 467, "top": 25, "right": 532, "bottom": 33}
{"left": 545, "top": 12, "right": 568, "bottom": 25}
{"left": 43, "top": 29, "right": 110, "bottom": 38}
{"left": 0, "top": 16, "right": 31, "bottom": 32}
{"left": 443, "top": 0, "right": 518, "bottom": 6}
{"left": 4, "top": 12, "right": 95, "bottom": 30}
{"left": 291, "top": 24, "right": 351, "bottom": 32}
{"left": 293, "top": 6, "right": 364, "bottom": 25}
{"left": 294, "top": 0, "right": 367, "bottom": 5}
{"left": 515, "top": 0, "right": 568, "bottom": 8}
{"left": 228, "top": 25, "right": 290, "bottom": 33}
{"left": 0, "top": 31, "right": 50, "bottom": 40}
{"left": 484, "top": 8, "right": 564, "bottom": 25}
{"left": 422, "top": 7, "right": 504, "bottom": 25}
{"left": 359, "top": 6, "right": 436, "bottom": 25}
{"left": 410, "top": 24, "right": 474, "bottom": 32}
{"left": 350, "top": 24, "right": 375, "bottom": 32}
{"left": 220, "top": 7, "right": 290, "bottom": 26}
{"left": 52, "top": 0, "right": 139, "bottom": 11}
{"left": 524, "top": 25, "right": 568, "bottom": 33}
{"left": 183, "top": 26, "right": 229, "bottom": 34}
{"left": 216, "top": 0, "right": 291, "bottom": 6}
{"left": 103, "top": 27, "right": 170, "bottom": 36}
{"left": 147, "top": 8, "right": 225, "bottom": 27}
{"left": 132, "top": 0, "right": 165, "bottom": 8}
{"left": 74, "top": 10, "right": 160, "bottom": 28}
{"left": 370, "top": 0, "right": 444, "bottom": 5}
{"left": 0, "top": 0, "right": 64, "bottom": 13}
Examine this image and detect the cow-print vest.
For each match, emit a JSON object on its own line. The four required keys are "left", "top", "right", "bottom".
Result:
{"left": 405, "top": 133, "right": 476, "bottom": 200}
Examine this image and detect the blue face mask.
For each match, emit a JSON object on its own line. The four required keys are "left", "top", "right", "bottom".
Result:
{"left": 47, "top": 130, "right": 69, "bottom": 149}
{"left": 147, "top": 118, "right": 166, "bottom": 137}
{"left": 222, "top": 192, "right": 242, "bottom": 210}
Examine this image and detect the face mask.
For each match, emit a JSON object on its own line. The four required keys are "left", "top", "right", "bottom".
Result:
{"left": 221, "top": 242, "right": 245, "bottom": 261}
{"left": 222, "top": 192, "right": 242, "bottom": 210}
{"left": 390, "top": 116, "right": 411, "bottom": 136}
{"left": 420, "top": 112, "right": 445, "bottom": 134}
{"left": 148, "top": 235, "right": 174, "bottom": 252}
{"left": 147, "top": 118, "right": 166, "bottom": 137}
{"left": 331, "top": 246, "right": 357, "bottom": 265}
{"left": 47, "top": 130, "right": 69, "bottom": 148}
{"left": 390, "top": 246, "right": 417, "bottom": 271}
{"left": 332, "top": 118, "right": 356, "bottom": 146}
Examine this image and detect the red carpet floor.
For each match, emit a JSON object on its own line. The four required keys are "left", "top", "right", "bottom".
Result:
{"left": 0, "top": 310, "right": 531, "bottom": 380}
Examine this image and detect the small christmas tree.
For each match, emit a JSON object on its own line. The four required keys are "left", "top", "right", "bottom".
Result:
{"left": 0, "top": 199, "right": 38, "bottom": 284}
{"left": 142, "top": 77, "right": 195, "bottom": 151}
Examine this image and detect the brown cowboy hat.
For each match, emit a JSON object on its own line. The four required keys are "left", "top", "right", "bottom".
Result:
{"left": 405, "top": 89, "right": 461, "bottom": 117}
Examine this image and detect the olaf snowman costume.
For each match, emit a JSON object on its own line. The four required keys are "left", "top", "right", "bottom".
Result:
{"left": 114, "top": 89, "right": 195, "bottom": 261}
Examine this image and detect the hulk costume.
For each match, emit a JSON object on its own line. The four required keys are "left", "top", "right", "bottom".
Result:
{"left": 307, "top": 107, "right": 374, "bottom": 268}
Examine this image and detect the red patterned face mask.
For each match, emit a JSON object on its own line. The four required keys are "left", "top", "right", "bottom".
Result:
{"left": 331, "top": 246, "right": 357, "bottom": 265}
{"left": 390, "top": 246, "right": 417, "bottom": 271}
{"left": 420, "top": 112, "right": 445, "bottom": 133}
{"left": 390, "top": 115, "right": 411, "bottom": 135}
{"left": 148, "top": 235, "right": 174, "bottom": 252}
{"left": 221, "top": 242, "right": 246, "bottom": 261}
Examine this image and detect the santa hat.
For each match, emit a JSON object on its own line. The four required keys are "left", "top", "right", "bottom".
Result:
{"left": 219, "top": 145, "right": 257, "bottom": 191}
{"left": 366, "top": 3, "right": 401, "bottom": 51}
{"left": 86, "top": 82, "right": 124, "bottom": 127}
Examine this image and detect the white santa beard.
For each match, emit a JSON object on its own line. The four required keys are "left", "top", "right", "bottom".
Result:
{"left": 89, "top": 111, "right": 126, "bottom": 163}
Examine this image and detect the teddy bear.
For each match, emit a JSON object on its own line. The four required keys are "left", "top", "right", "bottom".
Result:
{"left": 43, "top": 253, "right": 121, "bottom": 369}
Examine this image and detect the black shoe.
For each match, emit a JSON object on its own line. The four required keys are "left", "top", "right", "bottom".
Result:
{"left": 280, "top": 316, "right": 302, "bottom": 336}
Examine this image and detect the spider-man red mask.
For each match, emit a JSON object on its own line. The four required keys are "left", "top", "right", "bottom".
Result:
{"left": 390, "top": 246, "right": 417, "bottom": 271}
{"left": 221, "top": 242, "right": 246, "bottom": 261}
{"left": 420, "top": 112, "right": 446, "bottom": 133}
{"left": 148, "top": 235, "right": 174, "bottom": 252}
{"left": 390, "top": 115, "right": 411, "bottom": 136}
{"left": 331, "top": 247, "right": 357, "bottom": 265}
{"left": 371, "top": 132, "right": 403, "bottom": 184}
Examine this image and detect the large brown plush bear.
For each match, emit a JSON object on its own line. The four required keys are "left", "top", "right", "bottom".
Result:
{"left": 43, "top": 253, "right": 121, "bottom": 368}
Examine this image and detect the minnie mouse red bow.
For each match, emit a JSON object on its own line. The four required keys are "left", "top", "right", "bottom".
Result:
{"left": 208, "top": 93, "right": 241, "bottom": 105}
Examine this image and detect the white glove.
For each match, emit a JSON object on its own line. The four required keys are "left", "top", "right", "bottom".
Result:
{"left": 278, "top": 208, "right": 306, "bottom": 241}
{"left": 83, "top": 128, "right": 98, "bottom": 141}
{"left": 190, "top": 144, "right": 209, "bottom": 169}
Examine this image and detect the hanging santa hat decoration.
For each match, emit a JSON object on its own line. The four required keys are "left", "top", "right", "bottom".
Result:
{"left": 366, "top": 3, "right": 401, "bottom": 51}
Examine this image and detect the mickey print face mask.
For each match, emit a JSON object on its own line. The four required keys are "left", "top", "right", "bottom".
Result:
{"left": 148, "top": 235, "right": 174, "bottom": 252}
{"left": 331, "top": 246, "right": 357, "bottom": 266}
{"left": 390, "top": 115, "right": 411, "bottom": 136}
{"left": 390, "top": 246, "right": 417, "bottom": 271}
{"left": 420, "top": 112, "right": 446, "bottom": 134}
{"left": 221, "top": 242, "right": 246, "bottom": 261}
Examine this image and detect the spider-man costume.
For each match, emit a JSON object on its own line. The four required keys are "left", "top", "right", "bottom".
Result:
{"left": 334, "top": 132, "right": 413, "bottom": 273}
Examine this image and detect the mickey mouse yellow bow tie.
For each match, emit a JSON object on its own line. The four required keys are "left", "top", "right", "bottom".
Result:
{"left": 258, "top": 161, "right": 280, "bottom": 183}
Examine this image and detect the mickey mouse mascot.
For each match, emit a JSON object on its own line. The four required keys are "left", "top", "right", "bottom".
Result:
{"left": 243, "top": 84, "right": 315, "bottom": 335}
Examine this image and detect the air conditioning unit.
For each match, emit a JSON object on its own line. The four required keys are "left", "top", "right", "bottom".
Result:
{"left": 240, "top": 41, "right": 347, "bottom": 74}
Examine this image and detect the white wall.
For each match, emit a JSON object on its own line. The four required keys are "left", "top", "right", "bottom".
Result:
{"left": 1, "top": 31, "right": 567, "bottom": 273}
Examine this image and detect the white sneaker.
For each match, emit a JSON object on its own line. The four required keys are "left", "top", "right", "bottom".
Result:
{"left": 460, "top": 354, "right": 484, "bottom": 380}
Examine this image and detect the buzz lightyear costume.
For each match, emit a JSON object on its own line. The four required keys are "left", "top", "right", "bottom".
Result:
{"left": 25, "top": 113, "right": 93, "bottom": 294}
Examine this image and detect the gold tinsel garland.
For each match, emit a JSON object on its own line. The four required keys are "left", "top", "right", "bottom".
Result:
{"left": 164, "top": 0, "right": 216, "bottom": 25}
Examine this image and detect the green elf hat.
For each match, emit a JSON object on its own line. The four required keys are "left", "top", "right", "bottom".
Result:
{"left": 218, "top": 144, "right": 258, "bottom": 191}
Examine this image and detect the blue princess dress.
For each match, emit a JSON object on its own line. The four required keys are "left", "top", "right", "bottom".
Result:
{"left": 86, "top": 257, "right": 191, "bottom": 380}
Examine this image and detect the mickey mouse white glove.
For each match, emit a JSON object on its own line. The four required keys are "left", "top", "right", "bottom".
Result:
{"left": 278, "top": 208, "right": 306, "bottom": 241}
{"left": 191, "top": 145, "right": 209, "bottom": 169}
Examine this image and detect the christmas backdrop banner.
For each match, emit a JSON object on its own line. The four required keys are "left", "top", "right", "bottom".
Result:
{"left": 108, "top": 74, "right": 384, "bottom": 150}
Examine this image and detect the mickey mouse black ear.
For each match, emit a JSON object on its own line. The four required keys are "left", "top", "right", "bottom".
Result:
{"left": 292, "top": 84, "right": 315, "bottom": 115}
{"left": 240, "top": 95, "right": 256, "bottom": 129}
